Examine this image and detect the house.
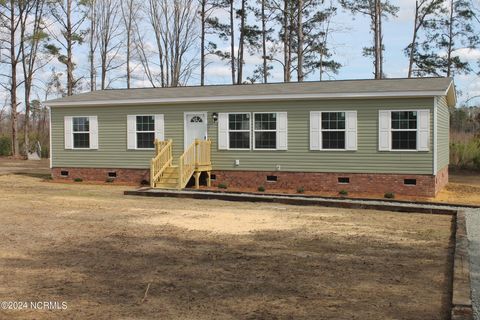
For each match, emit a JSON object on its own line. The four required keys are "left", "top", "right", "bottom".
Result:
{"left": 45, "top": 77, "right": 455, "bottom": 197}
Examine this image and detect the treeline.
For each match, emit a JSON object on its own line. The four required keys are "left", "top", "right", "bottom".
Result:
{"left": 0, "top": 0, "right": 479, "bottom": 158}
{"left": 450, "top": 106, "right": 480, "bottom": 170}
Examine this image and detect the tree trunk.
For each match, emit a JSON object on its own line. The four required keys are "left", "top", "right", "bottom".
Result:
{"left": 200, "top": 0, "right": 206, "bottom": 86}
{"left": 229, "top": 0, "right": 236, "bottom": 84}
{"left": 237, "top": 0, "right": 245, "bottom": 84}
{"left": 287, "top": 3, "right": 293, "bottom": 82}
{"left": 66, "top": 0, "right": 74, "bottom": 95}
{"left": 297, "top": 0, "right": 304, "bottom": 82}
{"left": 374, "top": 0, "right": 382, "bottom": 79}
{"left": 10, "top": 0, "right": 19, "bottom": 157}
{"left": 126, "top": 11, "right": 131, "bottom": 89}
{"left": 446, "top": 0, "right": 454, "bottom": 77}
{"left": 283, "top": 0, "right": 289, "bottom": 82}
{"left": 408, "top": 1, "right": 419, "bottom": 78}
{"left": 261, "top": 0, "right": 267, "bottom": 83}
{"left": 89, "top": 1, "right": 96, "bottom": 91}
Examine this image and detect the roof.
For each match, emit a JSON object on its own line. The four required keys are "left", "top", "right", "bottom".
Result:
{"left": 44, "top": 77, "right": 456, "bottom": 108}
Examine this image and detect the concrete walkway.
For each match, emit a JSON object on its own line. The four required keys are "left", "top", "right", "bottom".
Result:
{"left": 466, "top": 209, "right": 480, "bottom": 320}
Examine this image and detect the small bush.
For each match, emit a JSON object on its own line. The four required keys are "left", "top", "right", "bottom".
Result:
{"left": 474, "top": 155, "right": 480, "bottom": 170}
{"left": 0, "top": 136, "right": 11, "bottom": 156}
{"left": 339, "top": 189, "right": 348, "bottom": 196}
{"left": 140, "top": 179, "right": 149, "bottom": 186}
{"left": 106, "top": 178, "right": 114, "bottom": 183}
{"left": 73, "top": 178, "right": 83, "bottom": 182}
{"left": 218, "top": 183, "right": 227, "bottom": 189}
{"left": 449, "top": 132, "right": 480, "bottom": 170}
{"left": 297, "top": 186, "right": 305, "bottom": 194}
{"left": 384, "top": 192, "right": 395, "bottom": 199}
{"left": 258, "top": 185, "right": 265, "bottom": 192}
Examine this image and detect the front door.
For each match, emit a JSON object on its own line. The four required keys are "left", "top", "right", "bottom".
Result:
{"left": 184, "top": 112, "right": 208, "bottom": 149}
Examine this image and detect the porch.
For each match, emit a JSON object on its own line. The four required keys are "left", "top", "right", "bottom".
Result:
{"left": 150, "top": 139, "right": 212, "bottom": 189}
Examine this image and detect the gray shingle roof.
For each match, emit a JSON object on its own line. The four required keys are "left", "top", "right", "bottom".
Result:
{"left": 45, "top": 77, "right": 455, "bottom": 107}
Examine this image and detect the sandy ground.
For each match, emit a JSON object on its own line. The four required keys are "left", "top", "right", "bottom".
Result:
{"left": 0, "top": 166, "right": 455, "bottom": 319}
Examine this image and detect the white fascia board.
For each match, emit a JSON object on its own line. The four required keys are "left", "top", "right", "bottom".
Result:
{"left": 44, "top": 91, "right": 447, "bottom": 107}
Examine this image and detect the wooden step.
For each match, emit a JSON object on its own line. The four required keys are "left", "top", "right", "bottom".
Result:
{"left": 159, "top": 177, "right": 178, "bottom": 184}
{"left": 155, "top": 182, "right": 178, "bottom": 189}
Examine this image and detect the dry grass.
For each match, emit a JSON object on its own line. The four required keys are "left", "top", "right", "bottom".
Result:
{"left": 0, "top": 172, "right": 454, "bottom": 319}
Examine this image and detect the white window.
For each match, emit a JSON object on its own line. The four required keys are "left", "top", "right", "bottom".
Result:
{"left": 218, "top": 112, "right": 287, "bottom": 150}
{"left": 254, "top": 113, "right": 277, "bottom": 149}
{"left": 228, "top": 113, "right": 250, "bottom": 149}
{"left": 378, "top": 110, "right": 429, "bottom": 151}
{"left": 310, "top": 111, "right": 357, "bottom": 151}
{"left": 127, "top": 114, "right": 164, "bottom": 150}
{"left": 253, "top": 112, "right": 288, "bottom": 150}
{"left": 64, "top": 116, "right": 98, "bottom": 150}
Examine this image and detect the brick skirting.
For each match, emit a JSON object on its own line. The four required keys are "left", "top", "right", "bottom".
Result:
{"left": 52, "top": 167, "right": 149, "bottom": 184}
{"left": 210, "top": 169, "right": 449, "bottom": 197}
{"left": 52, "top": 166, "right": 449, "bottom": 197}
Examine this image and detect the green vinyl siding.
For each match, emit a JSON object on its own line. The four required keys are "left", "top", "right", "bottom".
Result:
{"left": 51, "top": 97, "right": 434, "bottom": 174}
{"left": 436, "top": 96, "right": 450, "bottom": 172}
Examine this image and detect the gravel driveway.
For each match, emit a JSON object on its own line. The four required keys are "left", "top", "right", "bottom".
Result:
{"left": 466, "top": 209, "right": 480, "bottom": 320}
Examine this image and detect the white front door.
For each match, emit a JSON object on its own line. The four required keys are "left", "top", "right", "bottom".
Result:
{"left": 184, "top": 112, "right": 208, "bottom": 149}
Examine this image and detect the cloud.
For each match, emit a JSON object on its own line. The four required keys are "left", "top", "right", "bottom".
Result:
{"left": 452, "top": 48, "right": 480, "bottom": 61}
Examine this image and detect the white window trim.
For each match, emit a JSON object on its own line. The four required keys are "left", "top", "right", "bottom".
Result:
{"left": 227, "top": 112, "right": 251, "bottom": 151}
{"left": 253, "top": 112, "right": 280, "bottom": 151}
{"left": 134, "top": 114, "right": 156, "bottom": 150}
{"left": 389, "top": 109, "right": 421, "bottom": 152}
{"left": 71, "top": 116, "right": 92, "bottom": 150}
{"left": 320, "top": 111, "right": 348, "bottom": 151}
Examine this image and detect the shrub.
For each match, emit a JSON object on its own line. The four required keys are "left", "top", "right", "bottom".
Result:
{"left": 0, "top": 136, "right": 11, "bottom": 156}
{"left": 73, "top": 178, "right": 83, "bottom": 182}
{"left": 218, "top": 183, "right": 227, "bottom": 189}
{"left": 384, "top": 192, "right": 395, "bottom": 199}
{"left": 296, "top": 186, "right": 305, "bottom": 194}
{"left": 258, "top": 185, "right": 265, "bottom": 192}
{"left": 450, "top": 132, "right": 480, "bottom": 170}
{"left": 339, "top": 189, "right": 348, "bottom": 196}
{"left": 106, "top": 178, "right": 115, "bottom": 183}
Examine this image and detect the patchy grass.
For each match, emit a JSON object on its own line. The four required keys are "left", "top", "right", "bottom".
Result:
{"left": 0, "top": 173, "right": 454, "bottom": 319}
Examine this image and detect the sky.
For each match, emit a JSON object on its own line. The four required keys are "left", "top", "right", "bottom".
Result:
{"left": 8, "top": 0, "right": 480, "bottom": 108}
{"left": 197, "top": 0, "right": 480, "bottom": 105}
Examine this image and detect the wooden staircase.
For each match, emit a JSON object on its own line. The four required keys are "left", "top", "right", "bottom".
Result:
{"left": 150, "top": 139, "right": 212, "bottom": 189}
{"left": 155, "top": 166, "right": 180, "bottom": 189}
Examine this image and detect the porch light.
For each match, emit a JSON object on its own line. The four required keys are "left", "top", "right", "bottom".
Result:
{"left": 212, "top": 112, "right": 218, "bottom": 123}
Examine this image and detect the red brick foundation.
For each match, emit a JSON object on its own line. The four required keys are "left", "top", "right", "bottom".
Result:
{"left": 210, "top": 169, "right": 448, "bottom": 197}
{"left": 52, "top": 166, "right": 449, "bottom": 197}
{"left": 52, "top": 167, "right": 150, "bottom": 185}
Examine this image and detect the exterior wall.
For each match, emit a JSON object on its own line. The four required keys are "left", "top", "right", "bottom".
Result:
{"left": 51, "top": 167, "right": 439, "bottom": 197}
{"left": 436, "top": 96, "right": 450, "bottom": 173}
{"left": 51, "top": 97, "right": 435, "bottom": 175}
{"left": 210, "top": 170, "right": 437, "bottom": 197}
{"left": 52, "top": 167, "right": 149, "bottom": 184}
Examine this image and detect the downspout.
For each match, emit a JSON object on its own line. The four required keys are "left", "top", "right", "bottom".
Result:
{"left": 433, "top": 97, "right": 438, "bottom": 176}
{"left": 49, "top": 106, "right": 52, "bottom": 169}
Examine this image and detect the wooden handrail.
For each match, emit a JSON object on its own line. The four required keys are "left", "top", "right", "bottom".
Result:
{"left": 178, "top": 139, "right": 212, "bottom": 189}
{"left": 178, "top": 141, "right": 196, "bottom": 189}
{"left": 195, "top": 139, "right": 211, "bottom": 167}
{"left": 150, "top": 139, "right": 173, "bottom": 187}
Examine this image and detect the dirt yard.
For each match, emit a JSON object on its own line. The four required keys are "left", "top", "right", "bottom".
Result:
{"left": 0, "top": 165, "right": 454, "bottom": 319}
